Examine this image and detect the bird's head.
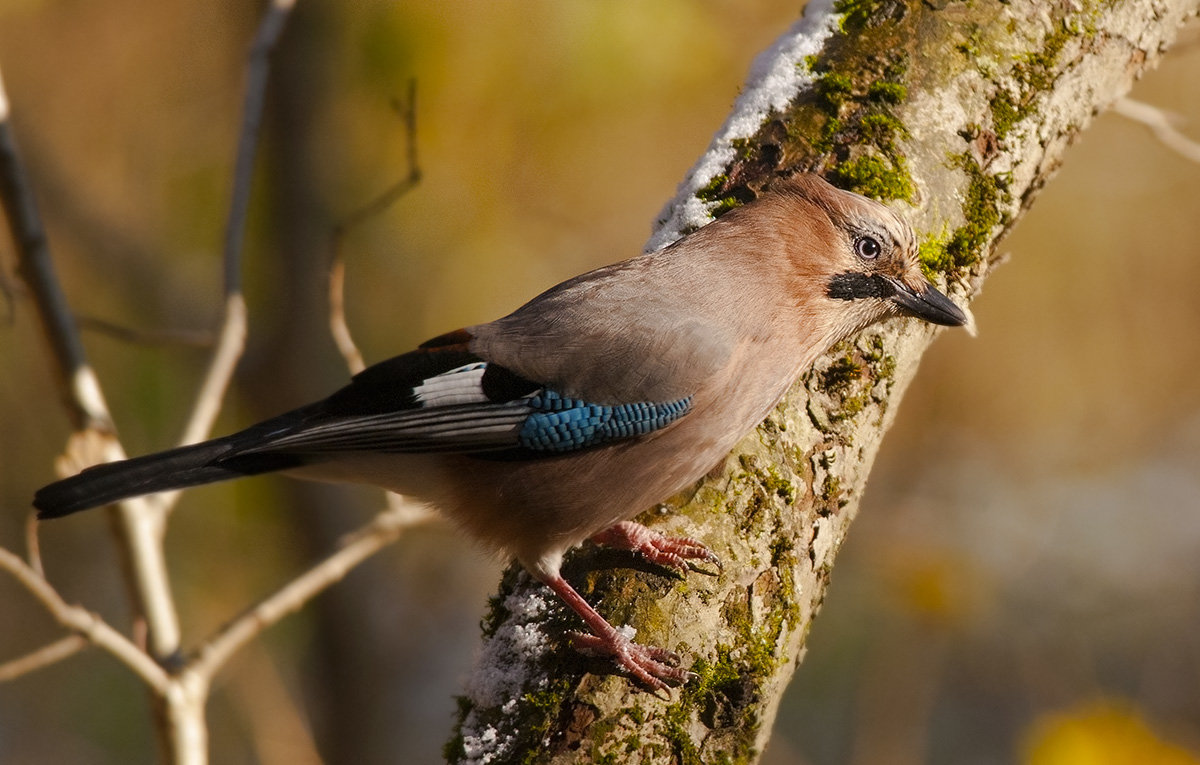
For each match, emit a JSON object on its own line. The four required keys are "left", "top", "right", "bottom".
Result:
{"left": 766, "top": 174, "right": 969, "bottom": 334}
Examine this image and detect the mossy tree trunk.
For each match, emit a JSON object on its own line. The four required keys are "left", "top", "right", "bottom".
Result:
{"left": 446, "top": 1, "right": 1200, "bottom": 762}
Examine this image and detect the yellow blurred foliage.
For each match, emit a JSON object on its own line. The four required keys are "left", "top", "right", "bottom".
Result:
{"left": 886, "top": 547, "right": 986, "bottom": 629}
{"left": 1023, "top": 701, "right": 1200, "bottom": 765}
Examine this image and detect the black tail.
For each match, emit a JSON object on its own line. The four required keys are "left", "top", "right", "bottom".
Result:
{"left": 33, "top": 432, "right": 306, "bottom": 520}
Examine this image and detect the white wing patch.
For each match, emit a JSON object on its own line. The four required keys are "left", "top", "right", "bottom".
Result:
{"left": 412, "top": 362, "right": 490, "bottom": 407}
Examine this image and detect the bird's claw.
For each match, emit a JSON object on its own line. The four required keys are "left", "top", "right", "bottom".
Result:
{"left": 592, "top": 521, "right": 723, "bottom": 576}
{"left": 568, "top": 630, "right": 693, "bottom": 691}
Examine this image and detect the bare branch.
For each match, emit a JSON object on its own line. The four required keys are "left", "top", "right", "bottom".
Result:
{"left": 0, "top": 635, "right": 87, "bottom": 683}
{"left": 24, "top": 511, "right": 43, "bottom": 577}
{"left": 0, "top": 54, "right": 183, "bottom": 662}
{"left": 187, "top": 502, "right": 423, "bottom": 680}
{"left": 0, "top": 548, "right": 170, "bottom": 693}
{"left": 1112, "top": 97, "right": 1200, "bottom": 164}
{"left": 329, "top": 80, "right": 421, "bottom": 375}
{"left": 0, "top": 64, "right": 113, "bottom": 435}
{"left": 223, "top": 0, "right": 298, "bottom": 297}
{"left": 76, "top": 314, "right": 215, "bottom": 348}
{"left": 175, "top": 294, "right": 246, "bottom": 449}
{"left": 0, "top": 248, "right": 15, "bottom": 323}
{"left": 334, "top": 83, "right": 422, "bottom": 237}
{"left": 178, "top": 0, "right": 297, "bottom": 449}
{"left": 328, "top": 255, "right": 364, "bottom": 374}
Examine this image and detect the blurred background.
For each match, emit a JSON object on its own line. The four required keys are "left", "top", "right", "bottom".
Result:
{"left": 1, "top": 2, "right": 1198, "bottom": 763}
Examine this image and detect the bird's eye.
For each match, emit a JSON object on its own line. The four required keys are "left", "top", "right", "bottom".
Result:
{"left": 854, "top": 236, "right": 882, "bottom": 261}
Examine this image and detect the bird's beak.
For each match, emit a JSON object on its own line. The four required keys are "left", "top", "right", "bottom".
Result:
{"left": 887, "top": 277, "right": 968, "bottom": 327}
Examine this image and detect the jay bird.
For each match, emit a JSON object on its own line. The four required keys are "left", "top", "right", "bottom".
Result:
{"left": 33, "top": 174, "right": 967, "bottom": 689}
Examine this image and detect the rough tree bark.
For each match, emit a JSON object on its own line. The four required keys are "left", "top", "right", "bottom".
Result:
{"left": 446, "top": 1, "right": 1200, "bottom": 762}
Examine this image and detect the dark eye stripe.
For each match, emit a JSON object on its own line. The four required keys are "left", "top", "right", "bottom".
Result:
{"left": 826, "top": 272, "right": 896, "bottom": 301}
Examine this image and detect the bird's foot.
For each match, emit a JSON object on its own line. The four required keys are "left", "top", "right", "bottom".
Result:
{"left": 592, "top": 520, "right": 722, "bottom": 574}
{"left": 568, "top": 628, "right": 693, "bottom": 691}
{"left": 542, "top": 573, "right": 694, "bottom": 691}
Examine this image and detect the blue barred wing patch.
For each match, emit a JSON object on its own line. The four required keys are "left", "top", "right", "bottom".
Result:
{"left": 518, "top": 390, "right": 692, "bottom": 453}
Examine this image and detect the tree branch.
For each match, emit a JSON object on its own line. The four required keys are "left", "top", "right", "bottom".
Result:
{"left": 1112, "top": 96, "right": 1200, "bottom": 164}
{"left": 186, "top": 503, "right": 420, "bottom": 680}
{"left": 1, "top": 3, "right": 298, "bottom": 762}
{"left": 2, "top": 6, "right": 436, "bottom": 760}
{"left": 0, "top": 549, "right": 171, "bottom": 693}
{"left": 328, "top": 79, "right": 421, "bottom": 376}
{"left": 0, "top": 65, "right": 113, "bottom": 435}
{"left": 0, "top": 634, "right": 87, "bottom": 683}
{"left": 75, "top": 315, "right": 215, "bottom": 348}
{"left": 177, "top": 0, "right": 297, "bottom": 451}
{"left": 0, "top": 51, "right": 182, "bottom": 668}
{"left": 24, "top": 511, "right": 44, "bottom": 577}
{"left": 447, "top": 1, "right": 1200, "bottom": 761}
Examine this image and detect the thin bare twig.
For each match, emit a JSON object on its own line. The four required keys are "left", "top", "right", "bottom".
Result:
{"left": 329, "top": 80, "right": 421, "bottom": 375}
{"left": 0, "top": 56, "right": 183, "bottom": 663}
{"left": 0, "top": 66, "right": 113, "bottom": 435}
{"left": 334, "top": 85, "right": 422, "bottom": 234}
{"left": 328, "top": 256, "right": 364, "bottom": 373}
{"left": 24, "top": 511, "right": 43, "bottom": 577}
{"left": 178, "top": 0, "right": 297, "bottom": 449}
{"left": 0, "top": 548, "right": 171, "bottom": 693}
{"left": 1112, "top": 97, "right": 1200, "bottom": 164}
{"left": 187, "top": 504, "right": 418, "bottom": 678}
{"left": 4, "top": 4, "right": 430, "bottom": 757}
{"left": 76, "top": 314, "right": 215, "bottom": 348}
{"left": 175, "top": 294, "right": 246, "bottom": 449}
{"left": 0, "top": 635, "right": 87, "bottom": 683}
{"left": 0, "top": 249, "right": 15, "bottom": 323}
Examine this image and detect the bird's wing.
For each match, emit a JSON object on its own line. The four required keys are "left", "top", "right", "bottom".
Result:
{"left": 233, "top": 255, "right": 738, "bottom": 460}
{"left": 231, "top": 335, "right": 693, "bottom": 459}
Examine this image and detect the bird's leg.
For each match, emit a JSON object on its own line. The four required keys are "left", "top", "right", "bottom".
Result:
{"left": 542, "top": 573, "right": 691, "bottom": 690}
{"left": 536, "top": 521, "right": 719, "bottom": 689}
{"left": 592, "top": 520, "right": 722, "bottom": 574}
